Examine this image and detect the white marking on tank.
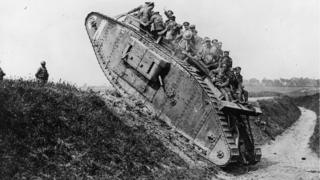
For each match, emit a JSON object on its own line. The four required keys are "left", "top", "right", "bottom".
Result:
{"left": 93, "top": 20, "right": 107, "bottom": 40}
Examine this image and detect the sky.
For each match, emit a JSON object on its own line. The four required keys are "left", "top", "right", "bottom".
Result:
{"left": 0, "top": 0, "right": 319, "bottom": 86}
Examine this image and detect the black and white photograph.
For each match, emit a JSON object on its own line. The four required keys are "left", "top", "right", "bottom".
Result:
{"left": 0, "top": 0, "right": 319, "bottom": 179}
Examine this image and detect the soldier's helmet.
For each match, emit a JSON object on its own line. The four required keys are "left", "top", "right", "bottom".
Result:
{"left": 182, "top": 21, "right": 190, "bottom": 26}
{"left": 183, "top": 30, "right": 192, "bottom": 40}
{"left": 224, "top": 51, "right": 230, "bottom": 55}
{"left": 234, "top": 66, "right": 241, "bottom": 71}
{"left": 145, "top": 2, "right": 154, "bottom": 6}
{"left": 167, "top": 10, "right": 174, "bottom": 15}
{"left": 204, "top": 37, "right": 211, "bottom": 42}
{"left": 190, "top": 25, "right": 196, "bottom": 29}
{"left": 41, "top": 61, "right": 46, "bottom": 65}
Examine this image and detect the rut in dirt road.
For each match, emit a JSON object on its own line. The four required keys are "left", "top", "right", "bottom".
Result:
{"left": 262, "top": 107, "right": 319, "bottom": 170}
{"left": 218, "top": 107, "right": 320, "bottom": 180}
{"left": 229, "top": 107, "right": 320, "bottom": 180}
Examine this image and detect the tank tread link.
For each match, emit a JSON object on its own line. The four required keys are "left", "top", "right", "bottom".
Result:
{"left": 85, "top": 12, "right": 262, "bottom": 166}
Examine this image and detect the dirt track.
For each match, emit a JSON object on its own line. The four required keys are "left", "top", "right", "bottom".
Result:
{"left": 217, "top": 107, "right": 320, "bottom": 180}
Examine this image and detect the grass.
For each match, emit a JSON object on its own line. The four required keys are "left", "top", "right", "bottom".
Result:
{"left": 0, "top": 79, "right": 215, "bottom": 179}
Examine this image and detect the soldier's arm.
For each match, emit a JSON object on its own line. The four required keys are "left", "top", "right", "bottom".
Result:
{"left": 126, "top": 5, "right": 143, "bottom": 15}
{"left": 219, "top": 77, "right": 230, "bottom": 87}
{"left": 210, "top": 67, "right": 220, "bottom": 74}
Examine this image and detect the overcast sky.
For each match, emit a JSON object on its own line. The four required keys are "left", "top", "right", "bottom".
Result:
{"left": 0, "top": 0, "right": 319, "bottom": 86}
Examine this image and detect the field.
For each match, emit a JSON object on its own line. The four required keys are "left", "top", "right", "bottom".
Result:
{"left": 246, "top": 86, "right": 319, "bottom": 97}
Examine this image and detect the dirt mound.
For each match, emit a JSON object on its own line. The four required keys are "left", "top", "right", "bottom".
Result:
{"left": 0, "top": 80, "right": 215, "bottom": 179}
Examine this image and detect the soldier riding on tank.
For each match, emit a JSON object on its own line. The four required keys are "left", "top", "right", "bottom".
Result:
{"left": 211, "top": 63, "right": 234, "bottom": 101}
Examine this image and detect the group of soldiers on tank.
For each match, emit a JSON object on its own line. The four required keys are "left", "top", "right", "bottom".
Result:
{"left": 0, "top": 61, "right": 49, "bottom": 84}
{"left": 122, "top": 2, "right": 248, "bottom": 103}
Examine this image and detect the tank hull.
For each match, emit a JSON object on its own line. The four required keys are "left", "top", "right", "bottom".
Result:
{"left": 85, "top": 12, "right": 261, "bottom": 166}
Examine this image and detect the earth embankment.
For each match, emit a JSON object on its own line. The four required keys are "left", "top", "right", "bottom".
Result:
{"left": 0, "top": 80, "right": 215, "bottom": 179}
{"left": 249, "top": 96, "right": 301, "bottom": 145}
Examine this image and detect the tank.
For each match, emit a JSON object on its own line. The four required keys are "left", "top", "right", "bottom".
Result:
{"left": 85, "top": 12, "right": 262, "bottom": 166}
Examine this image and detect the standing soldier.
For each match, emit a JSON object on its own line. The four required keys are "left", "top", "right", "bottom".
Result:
{"left": 0, "top": 66, "right": 5, "bottom": 81}
{"left": 35, "top": 61, "right": 49, "bottom": 84}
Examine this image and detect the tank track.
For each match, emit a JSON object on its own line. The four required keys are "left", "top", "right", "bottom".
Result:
{"left": 89, "top": 14, "right": 242, "bottom": 165}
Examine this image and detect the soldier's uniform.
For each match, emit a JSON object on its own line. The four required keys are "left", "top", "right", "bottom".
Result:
{"left": 178, "top": 30, "right": 194, "bottom": 54}
{"left": 198, "top": 37, "right": 218, "bottom": 70}
{"left": 216, "top": 42, "right": 223, "bottom": 58}
{"left": 35, "top": 61, "right": 49, "bottom": 84}
{"left": 150, "top": 12, "right": 165, "bottom": 41}
{"left": 220, "top": 51, "right": 233, "bottom": 69}
{"left": 233, "top": 67, "right": 248, "bottom": 103}
{"left": 211, "top": 65, "right": 233, "bottom": 101}
{"left": 0, "top": 67, "right": 5, "bottom": 81}
{"left": 134, "top": 2, "right": 154, "bottom": 32}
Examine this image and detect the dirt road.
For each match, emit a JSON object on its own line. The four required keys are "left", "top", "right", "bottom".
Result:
{"left": 217, "top": 107, "right": 319, "bottom": 180}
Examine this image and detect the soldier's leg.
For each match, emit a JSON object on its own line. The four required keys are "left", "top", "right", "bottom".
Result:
{"left": 219, "top": 88, "right": 229, "bottom": 101}
{"left": 243, "top": 90, "right": 249, "bottom": 103}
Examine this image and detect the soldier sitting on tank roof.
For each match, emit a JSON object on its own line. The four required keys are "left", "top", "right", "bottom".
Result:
{"left": 220, "top": 51, "right": 233, "bottom": 69}
{"left": 232, "top": 67, "right": 248, "bottom": 103}
{"left": 210, "top": 63, "right": 234, "bottom": 101}
{"left": 124, "top": 2, "right": 155, "bottom": 33}
{"left": 190, "top": 25, "right": 203, "bottom": 52}
{"left": 177, "top": 30, "right": 196, "bottom": 58}
{"left": 149, "top": 11, "right": 166, "bottom": 43}
{"left": 216, "top": 42, "right": 223, "bottom": 59}
{"left": 164, "top": 9, "right": 175, "bottom": 22}
{"left": 175, "top": 21, "right": 191, "bottom": 42}
{"left": 163, "top": 17, "right": 177, "bottom": 40}
{"left": 197, "top": 37, "right": 219, "bottom": 70}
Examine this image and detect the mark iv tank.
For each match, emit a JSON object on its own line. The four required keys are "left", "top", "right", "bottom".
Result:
{"left": 85, "top": 12, "right": 262, "bottom": 166}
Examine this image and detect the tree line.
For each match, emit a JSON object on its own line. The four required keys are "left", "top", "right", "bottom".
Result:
{"left": 243, "top": 77, "right": 320, "bottom": 87}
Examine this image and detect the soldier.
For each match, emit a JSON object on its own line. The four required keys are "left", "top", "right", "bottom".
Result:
{"left": 211, "top": 63, "right": 233, "bottom": 101}
{"left": 190, "top": 25, "right": 202, "bottom": 52}
{"left": 149, "top": 11, "right": 165, "bottom": 43}
{"left": 175, "top": 21, "right": 190, "bottom": 42}
{"left": 216, "top": 42, "right": 223, "bottom": 57}
{"left": 212, "top": 39, "right": 218, "bottom": 48}
{"left": 220, "top": 51, "right": 233, "bottom": 69}
{"left": 197, "top": 37, "right": 218, "bottom": 70}
{"left": 122, "top": 2, "right": 155, "bottom": 32}
{"left": 233, "top": 67, "right": 248, "bottom": 103}
{"left": 182, "top": 21, "right": 190, "bottom": 32}
{"left": 115, "top": 2, "right": 154, "bottom": 21}
{"left": 35, "top": 61, "right": 49, "bottom": 84}
{"left": 164, "top": 9, "right": 175, "bottom": 22}
{"left": 164, "top": 18, "right": 176, "bottom": 40}
{"left": 178, "top": 30, "right": 195, "bottom": 56}
{"left": 0, "top": 66, "right": 5, "bottom": 81}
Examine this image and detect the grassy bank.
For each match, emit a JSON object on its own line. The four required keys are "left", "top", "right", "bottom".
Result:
{"left": 293, "top": 93, "right": 319, "bottom": 157}
{"left": 0, "top": 80, "right": 214, "bottom": 179}
{"left": 250, "top": 96, "right": 301, "bottom": 144}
